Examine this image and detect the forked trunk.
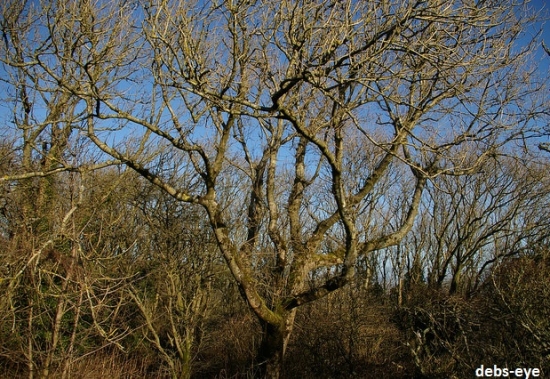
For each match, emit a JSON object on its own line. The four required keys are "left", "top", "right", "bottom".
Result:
{"left": 256, "top": 309, "right": 296, "bottom": 379}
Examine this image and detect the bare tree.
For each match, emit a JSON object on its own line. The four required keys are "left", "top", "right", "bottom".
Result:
{"left": 1, "top": 0, "right": 546, "bottom": 376}
{"left": 400, "top": 155, "right": 550, "bottom": 297}
{"left": 127, "top": 181, "right": 220, "bottom": 379}
{"left": 0, "top": 161, "right": 149, "bottom": 378}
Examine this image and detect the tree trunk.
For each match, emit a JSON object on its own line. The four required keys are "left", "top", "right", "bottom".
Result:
{"left": 256, "top": 309, "right": 296, "bottom": 379}
{"left": 257, "top": 323, "right": 284, "bottom": 379}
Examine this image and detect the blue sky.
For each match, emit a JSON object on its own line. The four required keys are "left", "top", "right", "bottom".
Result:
{"left": 530, "top": 0, "right": 550, "bottom": 58}
{"left": 1, "top": 0, "right": 549, "bottom": 152}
